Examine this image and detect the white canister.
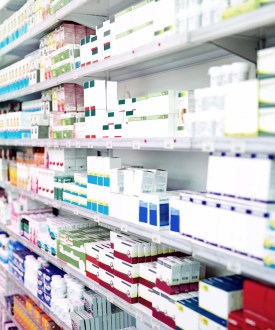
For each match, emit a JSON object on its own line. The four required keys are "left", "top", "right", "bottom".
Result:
{"left": 231, "top": 62, "right": 250, "bottom": 83}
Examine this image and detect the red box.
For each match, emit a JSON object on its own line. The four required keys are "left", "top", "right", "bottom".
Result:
{"left": 266, "top": 288, "right": 275, "bottom": 322}
{"left": 264, "top": 320, "right": 275, "bottom": 330}
{"left": 243, "top": 310, "right": 266, "bottom": 330}
{"left": 228, "top": 310, "right": 244, "bottom": 330}
{"left": 139, "top": 296, "right": 152, "bottom": 310}
{"left": 244, "top": 281, "right": 267, "bottom": 316}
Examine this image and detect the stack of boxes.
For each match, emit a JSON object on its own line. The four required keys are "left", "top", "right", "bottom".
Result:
{"left": 57, "top": 226, "right": 110, "bottom": 274}
{"left": 71, "top": 289, "right": 136, "bottom": 329}
{"left": 87, "top": 156, "right": 122, "bottom": 215}
{"left": 176, "top": 275, "right": 245, "bottom": 330}
{"left": 169, "top": 152, "right": 275, "bottom": 267}
{"left": 229, "top": 280, "right": 275, "bottom": 329}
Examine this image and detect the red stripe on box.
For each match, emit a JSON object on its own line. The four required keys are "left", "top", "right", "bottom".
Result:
{"left": 98, "top": 279, "right": 114, "bottom": 292}
{"left": 139, "top": 277, "right": 155, "bottom": 289}
{"left": 86, "top": 255, "right": 99, "bottom": 266}
{"left": 139, "top": 297, "right": 152, "bottom": 310}
{"left": 113, "top": 288, "right": 138, "bottom": 304}
{"left": 114, "top": 251, "right": 139, "bottom": 264}
{"left": 86, "top": 271, "right": 99, "bottom": 283}
{"left": 114, "top": 269, "right": 139, "bottom": 284}
{"left": 156, "top": 279, "right": 191, "bottom": 295}
{"left": 99, "top": 262, "right": 114, "bottom": 274}
{"left": 152, "top": 308, "right": 175, "bottom": 329}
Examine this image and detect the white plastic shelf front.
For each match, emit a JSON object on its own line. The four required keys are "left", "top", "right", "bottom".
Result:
{"left": 0, "top": 224, "right": 170, "bottom": 330}
{"left": 0, "top": 263, "right": 71, "bottom": 330}
{"left": 1, "top": 182, "right": 275, "bottom": 286}
{"left": 1, "top": 3, "right": 275, "bottom": 101}
{"left": 0, "top": 137, "right": 275, "bottom": 153}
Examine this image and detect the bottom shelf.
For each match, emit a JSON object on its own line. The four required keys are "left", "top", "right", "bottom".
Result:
{"left": 0, "top": 263, "right": 71, "bottom": 330}
{"left": 0, "top": 302, "right": 23, "bottom": 330}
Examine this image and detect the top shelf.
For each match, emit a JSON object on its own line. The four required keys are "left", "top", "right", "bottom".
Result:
{"left": 0, "top": 3, "right": 275, "bottom": 101}
{"left": 0, "top": 0, "right": 140, "bottom": 69}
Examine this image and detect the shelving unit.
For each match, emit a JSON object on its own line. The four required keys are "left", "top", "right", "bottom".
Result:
{"left": 0, "top": 223, "right": 170, "bottom": 330}
{"left": 1, "top": 181, "right": 273, "bottom": 286}
{"left": 1, "top": 3, "right": 275, "bottom": 100}
{"left": 0, "top": 263, "right": 71, "bottom": 330}
{"left": 1, "top": 1, "right": 275, "bottom": 329}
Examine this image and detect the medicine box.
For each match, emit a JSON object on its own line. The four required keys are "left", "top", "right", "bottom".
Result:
{"left": 199, "top": 276, "right": 244, "bottom": 320}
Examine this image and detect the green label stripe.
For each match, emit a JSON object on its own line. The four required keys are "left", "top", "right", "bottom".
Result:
{"left": 129, "top": 114, "right": 168, "bottom": 122}
{"left": 116, "top": 21, "right": 153, "bottom": 40}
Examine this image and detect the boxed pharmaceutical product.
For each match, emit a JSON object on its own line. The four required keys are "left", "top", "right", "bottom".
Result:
{"left": 138, "top": 283, "right": 154, "bottom": 309}
{"left": 175, "top": 297, "right": 200, "bottom": 330}
{"left": 257, "top": 46, "right": 275, "bottom": 79}
{"left": 259, "top": 107, "right": 275, "bottom": 136}
{"left": 113, "top": 257, "right": 139, "bottom": 284}
{"left": 199, "top": 275, "right": 244, "bottom": 320}
{"left": 113, "top": 276, "right": 138, "bottom": 304}
{"left": 139, "top": 262, "right": 157, "bottom": 288}
{"left": 206, "top": 152, "right": 275, "bottom": 201}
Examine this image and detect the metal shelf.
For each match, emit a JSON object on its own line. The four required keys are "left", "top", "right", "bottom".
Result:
{"left": 0, "top": 223, "right": 170, "bottom": 330}
{"left": 0, "top": 264, "right": 70, "bottom": 330}
{"left": 1, "top": 181, "right": 275, "bottom": 286}
{"left": 1, "top": 137, "right": 275, "bottom": 153}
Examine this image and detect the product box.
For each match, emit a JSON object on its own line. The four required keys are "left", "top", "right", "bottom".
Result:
{"left": 113, "top": 276, "right": 138, "bottom": 304}
{"left": 139, "top": 262, "right": 157, "bottom": 288}
{"left": 138, "top": 283, "right": 154, "bottom": 309}
{"left": 113, "top": 257, "right": 139, "bottom": 283}
{"left": 257, "top": 46, "right": 275, "bottom": 79}
{"left": 224, "top": 79, "right": 258, "bottom": 137}
{"left": 228, "top": 310, "right": 244, "bottom": 330}
{"left": 259, "top": 107, "right": 275, "bottom": 136}
{"left": 199, "top": 276, "right": 244, "bottom": 320}
{"left": 175, "top": 297, "right": 200, "bottom": 330}
{"left": 206, "top": 152, "right": 275, "bottom": 201}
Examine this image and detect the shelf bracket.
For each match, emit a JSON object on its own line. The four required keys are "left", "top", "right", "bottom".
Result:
{"left": 61, "top": 13, "right": 106, "bottom": 28}
{"left": 211, "top": 35, "right": 260, "bottom": 63}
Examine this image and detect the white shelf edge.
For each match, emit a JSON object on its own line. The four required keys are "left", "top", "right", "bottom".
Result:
{"left": 1, "top": 137, "right": 275, "bottom": 153}
{"left": 0, "top": 223, "right": 170, "bottom": 330}
{"left": 1, "top": 182, "right": 274, "bottom": 286}
{"left": 0, "top": 263, "right": 71, "bottom": 330}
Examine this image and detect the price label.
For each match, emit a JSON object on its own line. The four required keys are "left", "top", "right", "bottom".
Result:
{"left": 152, "top": 234, "right": 161, "bottom": 244}
{"left": 88, "top": 142, "right": 94, "bottom": 149}
{"left": 135, "top": 311, "right": 143, "bottom": 322}
{"left": 53, "top": 201, "right": 60, "bottom": 209}
{"left": 202, "top": 139, "right": 214, "bottom": 152}
{"left": 32, "top": 141, "right": 36, "bottom": 147}
{"left": 89, "top": 282, "right": 95, "bottom": 290}
{"left": 106, "top": 140, "right": 113, "bottom": 149}
{"left": 164, "top": 139, "right": 174, "bottom": 150}
{"left": 75, "top": 141, "right": 81, "bottom": 148}
{"left": 230, "top": 140, "right": 246, "bottom": 153}
{"left": 227, "top": 260, "right": 242, "bottom": 274}
{"left": 73, "top": 208, "right": 79, "bottom": 216}
{"left": 54, "top": 141, "right": 58, "bottom": 148}
{"left": 73, "top": 72, "right": 79, "bottom": 80}
{"left": 132, "top": 140, "right": 141, "bottom": 150}
{"left": 66, "top": 140, "right": 71, "bottom": 148}
{"left": 94, "top": 214, "right": 100, "bottom": 223}
{"left": 107, "top": 294, "right": 114, "bottom": 303}
{"left": 120, "top": 223, "right": 128, "bottom": 233}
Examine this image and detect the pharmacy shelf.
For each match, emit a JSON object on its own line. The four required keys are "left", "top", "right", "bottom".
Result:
{"left": 0, "top": 302, "right": 24, "bottom": 330}
{"left": 0, "top": 264, "right": 70, "bottom": 330}
{"left": 1, "top": 3, "right": 275, "bottom": 100}
{"left": 0, "top": 224, "right": 170, "bottom": 330}
{"left": 0, "top": 0, "right": 139, "bottom": 67}
{"left": 1, "top": 136, "right": 275, "bottom": 153}
{"left": 1, "top": 181, "right": 275, "bottom": 286}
